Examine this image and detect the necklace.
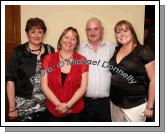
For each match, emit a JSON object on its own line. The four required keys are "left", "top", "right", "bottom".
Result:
{"left": 60, "top": 53, "right": 72, "bottom": 62}
{"left": 27, "top": 44, "right": 42, "bottom": 56}
{"left": 27, "top": 44, "right": 42, "bottom": 52}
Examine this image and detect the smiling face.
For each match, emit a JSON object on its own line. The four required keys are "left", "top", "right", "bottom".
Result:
{"left": 114, "top": 20, "right": 140, "bottom": 46}
{"left": 115, "top": 24, "right": 133, "bottom": 46}
{"left": 60, "top": 30, "right": 77, "bottom": 52}
{"left": 27, "top": 26, "right": 44, "bottom": 46}
{"left": 57, "top": 27, "right": 80, "bottom": 52}
{"left": 86, "top": 18, "right": 104, "bottom": 44}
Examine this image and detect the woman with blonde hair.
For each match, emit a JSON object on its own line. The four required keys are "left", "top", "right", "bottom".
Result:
{"left": 41, "top": 27, "right": 89, "bottom": 121}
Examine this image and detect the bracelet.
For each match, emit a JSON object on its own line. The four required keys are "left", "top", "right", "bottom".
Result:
{"left": 9, "top": 109, "right": 16, "bottom": 113}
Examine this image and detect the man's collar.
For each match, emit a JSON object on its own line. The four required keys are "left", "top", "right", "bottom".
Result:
{"left": 83, "top": 40, "right": 107, "bottom": 48}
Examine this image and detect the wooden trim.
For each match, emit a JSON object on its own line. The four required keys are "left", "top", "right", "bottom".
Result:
{"left": 13, "top": 5, "right": 21, "bottom": 46}
{"left": 5, "top": 6, "right": 21, "bottom": 121}
{"left": 5, "top": 5, "right": 21, "bottom": 59}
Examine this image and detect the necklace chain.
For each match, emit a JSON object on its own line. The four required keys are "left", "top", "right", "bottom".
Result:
{"left": 60, "top": 53, "right": 72, "bottom": 62}
{"left": 27, "top": 44, "right": 42, "bottom": 56}
{"left": 27, "top": 44, "right": 42, "bottom": 52}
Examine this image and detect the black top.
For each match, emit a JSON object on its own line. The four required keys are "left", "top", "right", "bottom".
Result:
{"left": 6, "top": 42, "right": 55, "bottom": 99}
{"left": 61, "top": 72, "right": 68, "bottom": 86}
{"left": 109, "top": 44, "right": 154, "bottom": 108}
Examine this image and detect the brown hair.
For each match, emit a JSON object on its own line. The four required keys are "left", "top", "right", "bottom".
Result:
{"left": 25, "top": 17, "right": 47, "bottom": 33}
{"left": 114, "top": 20, "right": 140, "bottom": 46}
{"left": 57, "top": 27, "right": 80, "bottom": 51}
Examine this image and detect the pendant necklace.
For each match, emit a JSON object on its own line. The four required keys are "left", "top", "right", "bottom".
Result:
{"left": 60, "top": 53, "right": 72, "bottom": 62}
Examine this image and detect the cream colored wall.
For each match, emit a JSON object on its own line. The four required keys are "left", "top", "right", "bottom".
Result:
{"left": 21, "top": 5, "right": 145, "bottom": 49}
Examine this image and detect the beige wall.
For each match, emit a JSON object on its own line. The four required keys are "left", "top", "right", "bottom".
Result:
{"left": 21, "top": 5, "right": 145, "bottom": 49}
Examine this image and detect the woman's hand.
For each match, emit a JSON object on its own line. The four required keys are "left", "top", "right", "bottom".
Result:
{"left": 144, "top": 107, "right": 154, "bottom": 118}
{"left": 56, "top": 103, "right": 71, "bottom": 114}
{"left": 8, "top": 109, "right": 18, "bottom": 120}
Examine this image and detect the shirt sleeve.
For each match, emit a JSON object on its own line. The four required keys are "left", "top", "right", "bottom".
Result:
{"left": 6, "top": 48, "right": 20, "bottom": 82}
{"left": 80, "top": 56, "right": 89, "bottom": 73}
{"left": 141, "top": 45, "right": 155, "bottom": 64}
{"left": 41, "top": 54, "right": 51, "bottom": 70}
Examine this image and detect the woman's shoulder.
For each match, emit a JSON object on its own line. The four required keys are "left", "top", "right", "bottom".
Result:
{"left": 14, "top": 42, "right": 27, "bottom": 50}
{"left": 135, "top": 44, "right": 154, "bottom": 63}
{"left": 44, "top": 51, "right": 58, "bottom": 58}
{"left": 42, "top": 52, "right": 59, "bottom": 66}
{"left": 12, "top": 43, "right": 28, "bottom": 56}
{"left": 43, "top": 43, "right": 55, "bottom": 53}
{"left": 135, "top": 44, "right": 153, "bottom": 54}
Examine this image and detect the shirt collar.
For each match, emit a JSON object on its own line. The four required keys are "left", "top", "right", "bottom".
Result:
{"left": 83, "top": 40, "right": 107, "bottom": 49}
